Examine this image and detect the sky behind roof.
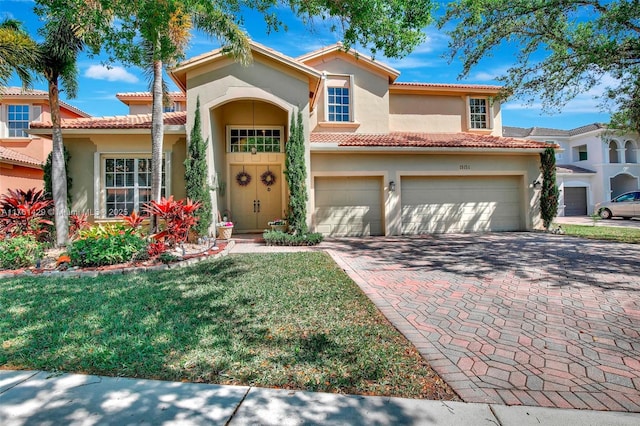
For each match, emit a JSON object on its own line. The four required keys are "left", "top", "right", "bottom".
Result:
{"left": 2, "top": 0, "right": 612, "bottom": 130}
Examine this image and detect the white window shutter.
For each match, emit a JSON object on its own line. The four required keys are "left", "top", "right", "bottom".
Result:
{"left": 31, "top": 105, "right": 42, "bottom": 122}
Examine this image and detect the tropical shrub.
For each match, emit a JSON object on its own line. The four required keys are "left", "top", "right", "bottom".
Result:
{"left": 68, "top": 224, "right": 146, "bottom": 267}
{"left": 263, "top": 230, "right": 323, "bottom": 246}
{"left": 0, "top": 234, "right": 44, "bottom": 269}
{"left": 69, "top": 213, "right": 89, "bottom": 239}
{"left": 143, "top": 196, "right": 201, "bottom": 247}
{"left": 120, "top": 211, "right": 147, "bottom": 230}
{"left": 0, "top": 188, "right": 54, "bottom": 241}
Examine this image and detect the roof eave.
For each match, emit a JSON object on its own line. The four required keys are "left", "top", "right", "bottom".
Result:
{"left": 310, "top": 144, "right": 548, "bottom": 154}
{"left": 0, "top": 158, "right": 43, "bottom": 168}
{"left": 27, "top": 125, "right": 186, "bottom": 136}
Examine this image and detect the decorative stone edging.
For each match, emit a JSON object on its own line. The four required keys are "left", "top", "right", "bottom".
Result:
{"left": 0, "top": 240, "right": 236, "bottom": 280}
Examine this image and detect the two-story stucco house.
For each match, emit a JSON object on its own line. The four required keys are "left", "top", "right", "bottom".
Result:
{"left": 504, "top": 124, "right": 640, "bottom": 216}
{"left": 0, "top": 87, "right": 90, "bottom": 195}
{"left": 30, "top": 41, "right": 553, "bottom": 236}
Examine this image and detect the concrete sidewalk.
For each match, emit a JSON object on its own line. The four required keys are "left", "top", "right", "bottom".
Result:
{"left": 2, "top": 370, "right": 639, "bottom": 425}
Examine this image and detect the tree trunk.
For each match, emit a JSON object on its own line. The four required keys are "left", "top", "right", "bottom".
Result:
{"left": 48, "top": 78, "right": 69, "bottom": 247}
{"left": 150, "top": 56, "right": 164, "bottom": 232}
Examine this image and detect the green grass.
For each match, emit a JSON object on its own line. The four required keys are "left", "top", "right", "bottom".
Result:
{"left": 0, "top": 252, "right": 457, "bottom": 400}
{"left": 557, "top": 223, "right": 640, "bottom": 244}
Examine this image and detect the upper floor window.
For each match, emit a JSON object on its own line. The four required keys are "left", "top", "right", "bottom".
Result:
{"left": 163, "top": 102, "right": 183, "bottom": 113}
{"left": 8, "top": 105, "right": 30, "bottom": 137}
{"left": 327, "top": 87, "right": 350, "bottom": 122}
{"left": 228, "top": 127, "right": 283, "bottom": 153}
{"left": 624, "top": 140, "right": 637, "bottom": 163}
{"left": 469, "top": 98, "right": 488, "bottom": 129}
{"left": 608, "top": 140, "right": 620, "bottom": 163}
{"left": 573, "top": 144, "right": 588, "bottom": 161}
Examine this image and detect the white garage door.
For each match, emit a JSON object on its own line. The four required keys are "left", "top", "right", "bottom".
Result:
{"left": 314, "top": 176, "right": 383, "bottom": 236}
{"left": 401, "top": 176, "right": 523, "bottom": 234}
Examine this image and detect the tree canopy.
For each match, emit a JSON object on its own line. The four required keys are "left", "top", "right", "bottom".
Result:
{"left": 442, "top": 0, "right": 640, "bottom": 132}
{"left": 0, "top": 19, "right": 39, "bottom": 87}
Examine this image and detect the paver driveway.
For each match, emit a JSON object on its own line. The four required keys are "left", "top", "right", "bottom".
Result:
{"left": 326, "top": 233, "right": 640, "bottom": 412}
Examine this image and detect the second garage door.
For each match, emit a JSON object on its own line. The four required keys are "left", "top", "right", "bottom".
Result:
{"left": 401, "top": 176, "right": 523, "bottom": 234}
{"left": 314, "top": 176, "right": 383, "bottom": 236}
{"left": 563, "top": 187, "right": 587, "bottom": 216}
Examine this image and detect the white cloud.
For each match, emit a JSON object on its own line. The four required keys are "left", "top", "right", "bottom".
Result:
{"left": 84, "top": 65, "right": 139, "bottom": 83}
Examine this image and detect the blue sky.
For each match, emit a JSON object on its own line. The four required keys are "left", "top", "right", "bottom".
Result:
{"left": 3, "top": 0, "right": 611, "bottom": 130}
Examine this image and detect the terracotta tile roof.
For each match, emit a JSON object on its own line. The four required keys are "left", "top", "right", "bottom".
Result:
{"left": 116, "top": 91, "right": 186, "bottom": 101}
{"left": 0, "top": 146, "right": 43, "bottom": 167}
{"left": 556, "top": 164, "right": 597, "bottom": 174}
{"left": 310, "top": 132, "right": 555, "bottom": 149}
{"left": 503, "top": 123, "right": 608, "bottom": 138}
{"left": 30, "top": 112, "right": 187, "bottom": 130}
{"left": 0, "top": 87, "right": 91, "bottom": 118}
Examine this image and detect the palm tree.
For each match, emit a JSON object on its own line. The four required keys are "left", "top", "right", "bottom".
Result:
{"left": 36, "top": 18, "right": 83, "bottom": 246}
{"left": 117, "top": 1, "right": 252, "bottom": 231}
{"left": 0, "top": 19, "right": 39, "bottom": 88}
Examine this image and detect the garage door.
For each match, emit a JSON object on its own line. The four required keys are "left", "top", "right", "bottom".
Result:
{"left": 314, "top": 176, "right": 383, "bottom": 236}
{"left": 563, "top": 187, "right": 587, "bottom": 216}
{"left": 401, "top": 176, "right": 523, "bottom": 234}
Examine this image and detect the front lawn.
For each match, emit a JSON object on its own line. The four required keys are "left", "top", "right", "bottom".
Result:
{"left": 0, "top": 252, "right": 457, "bottom": 400}
{"left": 557, "top": 223, "right": 640, "bottom": 244}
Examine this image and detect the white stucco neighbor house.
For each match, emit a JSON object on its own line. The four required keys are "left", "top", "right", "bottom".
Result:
{"left": 30, "top": 41, "right": 554, "bottom": 236}
{"left": 504, "top": 124, "right": 640, "bottom": 216}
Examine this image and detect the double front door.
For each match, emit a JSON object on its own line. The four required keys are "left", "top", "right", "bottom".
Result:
{"left": 230, "top": 164, "right": 283, "bottom": 232}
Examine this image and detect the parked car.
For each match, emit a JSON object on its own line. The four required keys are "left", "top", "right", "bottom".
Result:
{"left": 596, "top": 191, "right": 640, "bottom": 219}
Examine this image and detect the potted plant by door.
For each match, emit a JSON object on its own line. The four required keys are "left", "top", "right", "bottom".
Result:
{"left": 268, "top": 218, "right": 287, "bottom": 232}
{"left": 217, "top": 221, "right": 234, "bottom": 240}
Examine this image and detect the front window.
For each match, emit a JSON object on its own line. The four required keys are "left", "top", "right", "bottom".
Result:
{"left": 327, "top": 87, "right": 350, "bottom": 122}
{"left": 8, "top": 105, "right": 30, "bottom": 137}
{"left": 469, "top": 98, "right": 488, "bottom": 129}
{"left": 228, "top": 127, "right": 282, "bottom": 153}
{"left": 104, "top": 158, "right": 165, "bottom": 217}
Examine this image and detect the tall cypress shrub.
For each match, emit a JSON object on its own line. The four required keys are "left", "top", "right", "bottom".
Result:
{"left": 184, "top": 96, "right": 212, "bottom": 236}
{"left": 284, "top": 111, "right": 308, "bottom": 234}
{"left": 540, "top": 147, "right": 560, "bottom": 230}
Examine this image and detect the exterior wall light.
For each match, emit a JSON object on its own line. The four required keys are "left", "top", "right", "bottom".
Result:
{"left": 389, "top": 181, "right": 396, "bottom": 192}
{"left": 532, "top": 179, "right": 542, "bottom": 190}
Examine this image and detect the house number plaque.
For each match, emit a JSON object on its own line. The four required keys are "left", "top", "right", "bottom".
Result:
{"left": 459, "top": 164, "right": 471, "bottom": 170}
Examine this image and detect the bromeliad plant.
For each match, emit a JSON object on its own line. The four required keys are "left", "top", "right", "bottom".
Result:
{"left": 143, "top": 196, "right": 201, "bottom": 249}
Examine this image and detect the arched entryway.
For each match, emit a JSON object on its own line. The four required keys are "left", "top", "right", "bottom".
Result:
{"left": 209, "top": 98, "right": 290, "bottom": 232}
{"left": 610, "top": 173, "right": 639, "bottom": 199}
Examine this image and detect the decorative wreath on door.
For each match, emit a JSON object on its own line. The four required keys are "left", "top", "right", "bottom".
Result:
{"left": 260, "top": 170, "right": 276, "bottom": 186}
{"left": 236, "top": 170, "right": 252, "bottom": 186}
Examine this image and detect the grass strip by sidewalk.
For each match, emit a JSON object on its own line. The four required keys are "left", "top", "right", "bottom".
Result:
{"left": 0, "top": 252, "right": 457, "bottom": 400}
{"left": 557, "top": 223, "right": 640, "bottom": 244}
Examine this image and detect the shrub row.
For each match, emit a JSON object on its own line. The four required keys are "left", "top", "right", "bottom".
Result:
{"left": 263, "top": 230, "right": 323, "bottom": 246}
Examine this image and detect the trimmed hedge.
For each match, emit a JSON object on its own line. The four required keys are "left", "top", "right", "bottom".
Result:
{"left": 263, "top": 230, "right": 323, "bottom": 246}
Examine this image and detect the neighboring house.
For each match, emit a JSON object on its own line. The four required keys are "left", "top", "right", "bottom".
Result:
{"left": 0, "top": 87, "right": 90, "bottom": 195}
{"left": 30, "top": 41, "right": 553, "bottom": 236}
{"left": 504, "top": 124, "right": 640, "bottom": 216}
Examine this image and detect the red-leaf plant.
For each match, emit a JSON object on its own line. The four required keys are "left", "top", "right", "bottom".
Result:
{"left": 120, "top": 211, "right": 147, "bottom": 230}
{"left": 0, "top": 188, "right": 54, "bottom": 240}
{"left": 143, "top": 196, "right": 201, "bottom": 247}
{"left": 69, "top": 213, "right": 90, "bottom": 240}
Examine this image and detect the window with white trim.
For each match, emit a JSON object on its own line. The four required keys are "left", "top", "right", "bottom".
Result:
{"left": 469, "top": 98, "right": 488, "bottom": 129}
{"left": 228, "top": 127, "right": 283, "bottom": 153}
{"left": 327, "top": 87, "right": 350, "bottom": 122}
{"left": 104, "top": 157, "right": 165, "bottom": 217}
{"left": 7, "top": 105, "right": 30, "bottom": 137}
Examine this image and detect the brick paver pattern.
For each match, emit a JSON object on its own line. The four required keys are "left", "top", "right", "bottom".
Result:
{"left": 325, "top": 233, "right": 640, "bottom": 412}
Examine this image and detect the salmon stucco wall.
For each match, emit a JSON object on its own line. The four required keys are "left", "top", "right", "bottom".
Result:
{"left": 0, "top": 163, "right": 44, "bottom": 195}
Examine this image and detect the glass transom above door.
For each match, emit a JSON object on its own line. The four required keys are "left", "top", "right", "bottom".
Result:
{"left": 228, "top": 127, "right": 283, "bottom": 153}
